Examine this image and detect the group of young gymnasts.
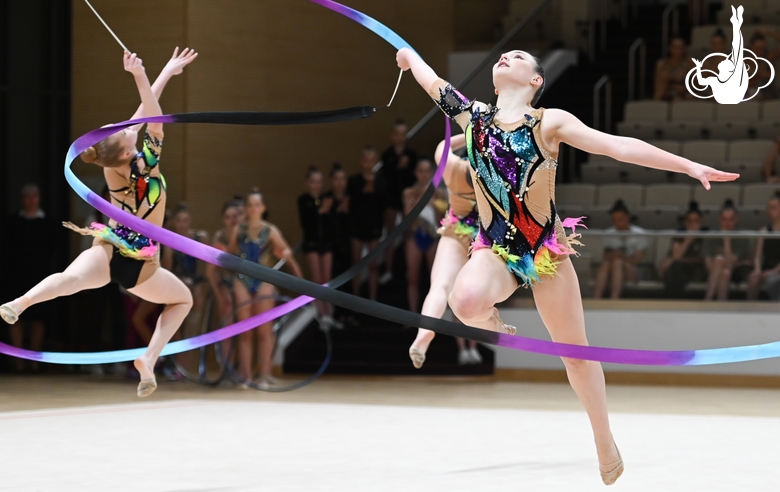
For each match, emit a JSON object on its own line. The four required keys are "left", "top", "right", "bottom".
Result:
{"left": 0, "top": 33, "right": 741, "bottom": 485}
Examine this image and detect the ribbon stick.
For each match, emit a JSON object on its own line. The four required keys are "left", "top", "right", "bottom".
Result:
{"left": 83, "top": 0, "right": 130, "bottom": 52}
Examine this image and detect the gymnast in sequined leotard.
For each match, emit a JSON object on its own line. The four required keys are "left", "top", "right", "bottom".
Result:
{"left": 0, "top": 48, "right": 199, "bottom": 398}
{"left": 227, "top": 189, "right": 303, "bottom": 388}
{"left": 397, "top": 46, "right": 739, "bottom": 483}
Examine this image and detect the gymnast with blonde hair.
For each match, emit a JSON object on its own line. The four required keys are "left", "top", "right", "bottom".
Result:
{"left": 1, "top": 48, "right": 198, "bottom": 398}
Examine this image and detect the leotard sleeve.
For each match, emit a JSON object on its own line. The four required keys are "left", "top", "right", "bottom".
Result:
{"left": 429, "top": 79, "right": 474, "bottom": 127}
{"left": 140, "top": 129, "right": 164, "bottom": 170}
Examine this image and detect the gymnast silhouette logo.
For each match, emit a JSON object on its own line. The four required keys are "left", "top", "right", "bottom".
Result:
{"left": 685, "top": 5, "right": 775, "bottom": 103}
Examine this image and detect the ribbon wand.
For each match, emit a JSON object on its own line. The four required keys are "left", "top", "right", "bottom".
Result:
{"left": 83, "top": 0, "right": 130, "bottom": 52}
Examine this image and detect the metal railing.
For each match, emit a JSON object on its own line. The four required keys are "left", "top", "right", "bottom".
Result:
{"left": 406, "top": 0, "right": 555, "bottom": 139}
{"left": 628, "top": 37, "right": 646, "bottom": 101}
{"left": 661, "top": 0, "right": 684, "bottom": 55}
{"left": 593, "top": 75, "right": 612, "bottom": 132}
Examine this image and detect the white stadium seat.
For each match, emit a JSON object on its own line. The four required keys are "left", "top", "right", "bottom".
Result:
{"left": 644, "top": 183, "right": 693, "bottom": 208}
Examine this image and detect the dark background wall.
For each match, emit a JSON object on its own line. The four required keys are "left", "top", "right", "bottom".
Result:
{"left": 1, "top": 0, "right": 71, "bottom": 227}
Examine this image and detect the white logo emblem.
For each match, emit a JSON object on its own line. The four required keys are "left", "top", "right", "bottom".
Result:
{"left": 685, "top": 5, "right": 775, "bottom": 104}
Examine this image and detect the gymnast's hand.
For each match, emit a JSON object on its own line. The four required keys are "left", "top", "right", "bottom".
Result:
{"left": 396, "top": 48, "right": 413, "bottom": 71}
{"left": 163, "top": 47, "right": 198, "bottom": 76}
{"left": 123, "top": 51, "right": 145, "bottom": 76}
{"left": 686, "top": 162, "right": 740, "bottom": 190}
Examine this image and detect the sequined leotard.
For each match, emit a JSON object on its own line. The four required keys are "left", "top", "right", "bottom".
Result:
{"left": 64, "top": 129, "right": 166, "bottom": 288}
{"left": 438, "top": 156, "right": 480, "bottom": 250}
{"left": 235, "top": 222, "right": 274, "bottom": 295}
{"left": 432, "top": 81, "right": 583, "bottom": 287}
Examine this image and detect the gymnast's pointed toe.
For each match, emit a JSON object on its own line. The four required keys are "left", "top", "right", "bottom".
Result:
{"left": 409, "top": 347, "right": 426, "bottom": 369}
{"left": 137, "top": 378, "right": 157, "bottom": 398}
{"left": 599, "top": 445, "right": 624, "bottom": 486}
{"left": 0, "top": 304, "right": 19, "bottom": 325}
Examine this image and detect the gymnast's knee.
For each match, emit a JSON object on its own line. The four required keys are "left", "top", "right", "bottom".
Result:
{"left": 448, "top": 285, "right": 489, "bottom": 322}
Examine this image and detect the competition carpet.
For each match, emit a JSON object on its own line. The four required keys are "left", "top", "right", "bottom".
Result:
{"left": 1, "top": 394, "right": 778, "bottom": 491}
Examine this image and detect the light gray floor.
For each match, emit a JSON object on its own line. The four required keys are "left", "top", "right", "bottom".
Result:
{"left": 1, "top": 398, "right": 778, "bottom": 491}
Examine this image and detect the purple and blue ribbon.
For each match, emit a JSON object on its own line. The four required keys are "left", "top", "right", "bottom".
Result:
{"left": 1, "top": 1, "right": 779, "bottom": 367}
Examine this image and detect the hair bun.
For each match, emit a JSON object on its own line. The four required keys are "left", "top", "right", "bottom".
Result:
{"left": 688, "top": 201, "right": 700, "bottom": 212}
{"left": 80, "top": 147, "right": 98, "bottom": 164}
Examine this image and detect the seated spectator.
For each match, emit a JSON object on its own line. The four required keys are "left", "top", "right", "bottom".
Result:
{"left": 703, "top": 200, "right": 752, "bottom": 300}
{"left": 654, "top": 37, "right": 695, "bottom": 101}
{"left": 745, "top": 31, "right": 780, "bottom": 101}
{"left": 702, "top": 29, "right": 728, "bottom": 75}
{"left": 659, "top": 202, "right": 707, "bottom": 298}
{"left": 761, "top": 136, "right": 780, "bottom": 183}
{"left": 748, "top": 192, "right": 780, "bottom": 300}
{"left": 593, "top": 200, "right": 649, "bottom": 299}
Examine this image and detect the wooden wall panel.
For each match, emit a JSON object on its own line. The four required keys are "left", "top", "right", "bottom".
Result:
{"left": 72, "top": 0, "right": 453, "bottom": 246}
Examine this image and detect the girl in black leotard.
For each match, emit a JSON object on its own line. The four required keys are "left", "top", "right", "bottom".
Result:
{"left": 297, "top": 167, "right": 335, "bottom": 325}
{"left": 347, "top": 147, "right": 386, "bottom": 301}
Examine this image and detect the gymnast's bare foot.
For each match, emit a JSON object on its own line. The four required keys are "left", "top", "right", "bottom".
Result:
{"left": 133, "top": 357, "right": 157, "bottom": 397}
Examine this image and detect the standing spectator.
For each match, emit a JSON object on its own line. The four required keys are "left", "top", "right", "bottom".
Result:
{"left": 3, "top": 184, "right": 56, "bottom": 372}
{"left": 207, "top": 200, "right": 241, "bottom": 329}
{"left": 593, "top": 200, "right": 649, "bottom": 299}
{"left": 402, "top": 159, "right": 445, "bottom": 314}
{"left": 748, "top": 192, "right": 780, "bottom": 300}
{"left": 161, "top": 205, "right": 209, "bottom": 369}
{"left": 378, "top": 120, "right": 418, "bottom": 284}
{"left": 659, "top": 202, "right": 708, "bottom": 298}
{"left": 228, "top": 189, "right": 303, "bottom": 388}
{"left": 703, "top": 200, "right": 752, "bottom": 300}
{"left": 324, "top": 164, "right": 350, "bottom": 278}
{"left": 654, "top": 37, "right": 695, "bottom": 101}
{"left": 297, "top": 167, "right": 336, "bottom": 326}
{"left": 348, "top": 147, "right": 386, "bottom": 301}
{"left": 323, "top": 163, "right": 352, "bottom": 324}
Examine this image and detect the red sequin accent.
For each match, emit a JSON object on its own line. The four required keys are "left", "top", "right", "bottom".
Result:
{"left": 512, "top": 194, "right": 543, "bottom": 247}
{"left": 135, "top": 177, "right": 148, "bottom": 205}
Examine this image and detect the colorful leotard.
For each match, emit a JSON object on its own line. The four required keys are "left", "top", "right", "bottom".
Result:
{"left": 438, "top": 156, "right": 480, "bottom": 250}
{"left": 433, "top": 81, "right": 584, "bottom": 287}
{"left": 64, "top": 130, "right": 165, "bottom": 264}
{"left": 235, "top": 222, "right": 274, "bottom": 295}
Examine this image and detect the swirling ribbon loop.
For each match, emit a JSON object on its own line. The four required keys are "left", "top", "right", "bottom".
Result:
{"left": 1, "top": 1, "right": 778, "bottom": 368}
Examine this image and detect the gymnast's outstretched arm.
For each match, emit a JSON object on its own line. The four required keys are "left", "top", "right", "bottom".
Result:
{"left": 123, "top": 52, "right": 162, "bottom": 136}
{"left": 127, "top": 47, "right": 198, "bottom": 133}
{"left": 541, "top": 109, "right": 740, "bottom": 190}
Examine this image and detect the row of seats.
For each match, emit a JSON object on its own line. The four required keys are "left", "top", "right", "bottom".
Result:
{"left": 583, "top": 139, "right": 773, "bottom": 184}
{"left": 564, "top": 205, "right": 771, "bottom": 230}
{"left": 557, "top": 183, "right": 779, "bottom": 230}
{"left": 715, "top": 1, "right": 780, "bottom": 25}
{"left": 617, "top": 101, "right": 780, "bottom": 140}
{"left": 557, "top": 182, "right": 780, "bottom": 210}
{"left": 691, "top": 23, "right": 780, "bottom": 58}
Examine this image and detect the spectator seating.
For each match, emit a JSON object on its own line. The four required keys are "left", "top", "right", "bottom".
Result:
{"left": 618, "top": 100, "right": 780, "bottom": 141}
{"left": 556, "top": 182, "right": 780, "bottom": 232}
{"left": 580, "top": 138, "right": 771, "bottom": 187}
